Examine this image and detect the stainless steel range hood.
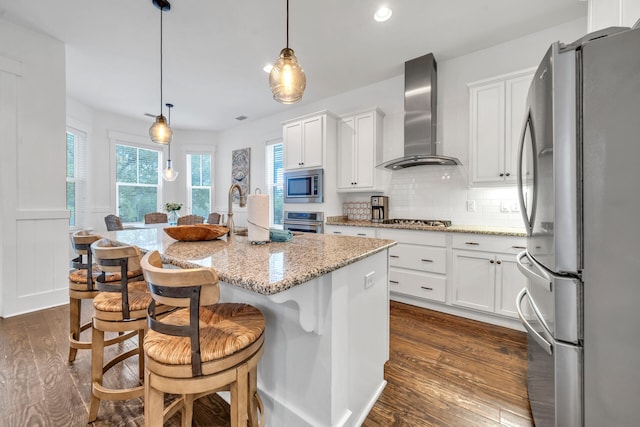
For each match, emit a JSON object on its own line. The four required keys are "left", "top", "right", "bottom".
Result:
{"left": 378, "top": 53, "right": 461, "bottom": 169}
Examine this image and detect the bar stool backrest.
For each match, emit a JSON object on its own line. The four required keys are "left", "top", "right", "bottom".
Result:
{"left": 141, "top": 250, "right": 220, "bottom": 308}
{"left": 91, "top": 238, "right": 142, "bottom": 319}
{"left": 141, "top": 250, "right": 220, "bottom": 376}
{"left": 70, "top": 230, "right": 101, "bottom": 289}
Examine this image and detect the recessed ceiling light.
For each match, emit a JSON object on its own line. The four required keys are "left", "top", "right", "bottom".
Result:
{"left": 263, "top": 63, "right": 274, "bottom": 73}
{"left": 374, "top": 6, "right": 392, "bottom": 22}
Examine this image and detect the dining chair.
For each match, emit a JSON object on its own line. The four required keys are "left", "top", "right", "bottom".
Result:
{"left": 144, "top": 212, "right": 168, "bottom": 224}
{"left": 207, "top": 212, "right": 221, "bottom": 225}
{"left": 177, "top": 214, "right": 204, "bottom": 225}
{"left": 140, "top": 250, "right": 265, "bottom": 427}
{"left": 104, "top": 214, "right": 123, "bottom": 231}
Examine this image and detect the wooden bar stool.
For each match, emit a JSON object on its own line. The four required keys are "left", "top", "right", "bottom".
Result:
{"left": 68, "top": 230, "right": 102, "bottom": 362}
{"left": 140, "top": 250, "right": 266, "bottom": 427}
{"left": 68, "top": 231, "right": 137, "bottom": 363}
{"left": 88, "top": 239, "right": 173, "bottom": 422}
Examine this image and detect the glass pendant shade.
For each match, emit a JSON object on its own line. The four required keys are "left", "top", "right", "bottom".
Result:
{"left": 163, "top": 159, "right": 178, "bottom": 181}
{"left": 269, "top": 48, "right": 306, "bottom": 104}
{"left": 149, "top": 114, "right": 173, "bottom": 144}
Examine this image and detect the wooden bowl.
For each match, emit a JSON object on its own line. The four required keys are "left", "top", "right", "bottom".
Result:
{"left": 164, "top": 224, "right": 229, "bottom": 241}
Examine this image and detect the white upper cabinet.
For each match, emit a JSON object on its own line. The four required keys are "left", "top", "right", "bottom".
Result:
{"left": 337, "top": 108, "right": 385, "bottom": 192}
{"left": 283, "top": 111, "right": 336, "bottom": 170}
{"left": 468, "top": 69, "right": 534, "bottom": 185}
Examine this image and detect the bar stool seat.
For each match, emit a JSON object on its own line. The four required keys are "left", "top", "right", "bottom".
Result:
{"left": 141, "top": 250, "right": 266, "bottom": 427}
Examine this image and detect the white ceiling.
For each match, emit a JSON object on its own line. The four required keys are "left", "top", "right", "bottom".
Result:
{"left": 0, "top": 0, "right": 586, "bottom": 131}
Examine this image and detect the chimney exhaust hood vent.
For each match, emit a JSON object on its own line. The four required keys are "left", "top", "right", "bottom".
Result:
{"left": 378, "top": 53, "right": 461, "bottom": 169}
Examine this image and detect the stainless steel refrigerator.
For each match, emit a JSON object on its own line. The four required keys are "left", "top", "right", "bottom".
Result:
{"left": 515, "top": 25, "right": 640, "bottom": 426}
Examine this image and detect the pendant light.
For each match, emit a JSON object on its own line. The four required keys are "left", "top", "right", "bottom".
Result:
{"left": 149, "top": 0, "right": 173, "bottom": 144}
{"left": 269, "top": 0, "right": 306, "bottom": 104}
{"left": 162, "top": 103, "right": 178, "bottom": 181}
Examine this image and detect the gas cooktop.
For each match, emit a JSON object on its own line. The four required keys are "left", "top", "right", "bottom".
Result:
{"left": 382, "top": 219, "right": 452, "bottom": 227}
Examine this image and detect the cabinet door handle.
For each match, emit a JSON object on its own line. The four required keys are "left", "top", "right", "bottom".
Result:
{"left": 499, "top": 173, "right": 505, "bottom": 177}
{"left": 512, "top": 245, "right": 526, "bottom": 249}
{"left": 420, "top": 286, "right": 433, "bottom": 291}
{"left": 490, "top": 259, "right": 495, "bottom": 264}
{"left": 505, "top": 172, "right": 511, "bottom": 177}
{"left": 389, "top": 255, "right": 399, "bottom": 258}
{"left": 465, "top": 242, "right": 480, "bottom": 246}
{"left": 357, "top": 233, "right": 367, "bottom": 236}
{"left": 497, "top": 260, "right": 502, "bottom": 264}
{"left": 333, "top": 231, "right": 342, "bottom": 234}
{"left": 389, "top": 280, "right": 399, "bottom": 284}
{"left": 421, "top": 259, "right": 433, "bottom": 263}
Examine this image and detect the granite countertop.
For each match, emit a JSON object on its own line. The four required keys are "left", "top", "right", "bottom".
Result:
{"left": 105, "top": 228, "right": 396, "bottom": 295}
{"left": 325, "top": 216, "right": 526, "bottom": 237}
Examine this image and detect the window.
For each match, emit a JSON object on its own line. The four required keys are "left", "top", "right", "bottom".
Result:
{"left": 116, "top": 144, "right": 161, "bottom": 222}
{"left": 66, "top": 130, "right": 86, "bottom": 227}
{"left": 266, "top": 141, "right": 284, "bottom": 227}
{"left": 187, "top": 153, "right": 211, "bottom": 217}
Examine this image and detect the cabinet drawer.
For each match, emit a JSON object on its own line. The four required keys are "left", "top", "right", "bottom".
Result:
{"left": 325, "top": 225, "right": 375, "bottom": 238}
{"left": 389, "top": 268, "right": 446, "bottom": 303}
{"left": 451, "top": 233, "right": 526, "bottom": 254}
{"left": 388, "top": 243, "right": 446, "bottom": 274}
{"left": 377, "top": 229, "right": 446, "bottom": 246}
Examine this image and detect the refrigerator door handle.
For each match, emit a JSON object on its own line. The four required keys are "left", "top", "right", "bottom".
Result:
{"left": 516, "top": 250, "right": 552, "bottom": 292}
{"left": 517, "top": 112, "right": 538, "bottom": 235}
{"left": 517, "top": 288, "right": 553, "bottom": 355}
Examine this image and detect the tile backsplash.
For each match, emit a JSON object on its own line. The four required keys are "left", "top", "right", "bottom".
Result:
{"left": 343, "top": 201, "right": 372, "bottom": 220}
{"left": 340, "top": 166, "right": 524, "bottom": 228}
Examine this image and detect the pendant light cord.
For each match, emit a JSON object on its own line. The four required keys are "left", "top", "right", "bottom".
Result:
{"left": 160, "top": 9, "right": 164, "bottom": 115}
{"left": 286, "top": 0, "right": 289, "bottom": 49}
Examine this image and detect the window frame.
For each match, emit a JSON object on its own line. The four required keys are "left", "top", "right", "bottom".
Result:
{"left": 109, "top": 131, "right": 165, "bottom": 224}
{"left": 265, "top": 138, "right": 284, "bottom": 229}
{"left": 183, "top": 144, "right": 216, "bottom": 216}
{"left": 186, "top": 152, "right": 213, "bottom": 217}
{"left": 66, "top": 124, "right": 88, "bottom": 230}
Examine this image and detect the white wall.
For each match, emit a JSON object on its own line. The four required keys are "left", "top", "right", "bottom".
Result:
{"left": 0, "top": 19, "right": 69, "bottom": 316}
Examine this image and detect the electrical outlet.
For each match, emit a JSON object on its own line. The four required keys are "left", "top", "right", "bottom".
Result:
{"left": 364, "top": 271, "right": 375, "bottom": 289}
{"left": 501, "top": 201, "right": 510, "bottom": 212}
{"left": 511, "top": 202, "right": 521, "bottom": 212}
{"left": 466, "top": 200, "right": 476, "bottom": 212}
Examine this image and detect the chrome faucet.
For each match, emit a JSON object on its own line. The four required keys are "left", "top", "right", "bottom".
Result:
{"left": 227, "top": 183, "right": 246, "bottom": 239}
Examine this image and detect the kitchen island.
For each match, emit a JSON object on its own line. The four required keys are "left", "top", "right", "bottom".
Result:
{"left": 104, "top": 228, "right": 396, "bottom": 427}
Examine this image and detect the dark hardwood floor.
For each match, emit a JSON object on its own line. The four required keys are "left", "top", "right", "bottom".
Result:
{"left": 0, "top": 300, "right": 531, "bottom": 426}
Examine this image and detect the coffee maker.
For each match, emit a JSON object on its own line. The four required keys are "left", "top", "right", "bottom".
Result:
{"left": 371, "top": 196, "right": 389, "bottom": 223}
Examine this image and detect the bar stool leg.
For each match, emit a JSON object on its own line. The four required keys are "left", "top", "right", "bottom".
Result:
{"left": 68, "top": 296, "right": 81, "bottom": 362}
{"left": 144, "top": 370, "right": 164, "bottom": 427}
{"left": 88, "top": 325, "right": 105, "bottom": 422}
{"left": 138, "top": 329, "right": 145, "bottom": 380}
{"left": 182, "top": 394, "right": 195, "bottom": 427}
{"left": 248, "top": 364, "right": 259, "bottom": 427}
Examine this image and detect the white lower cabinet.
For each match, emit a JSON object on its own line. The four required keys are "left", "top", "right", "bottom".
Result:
{"left": 451, "top": 234, "right": 526, "bottom": 319}
{"left": 378, "top": 229, "right": 447, "bottom": 304}
{"left": 324, "top": 224, "right": 375, "bottom": 238}
{"left": 324, "top": 225, "right": 526, "bottom": 328}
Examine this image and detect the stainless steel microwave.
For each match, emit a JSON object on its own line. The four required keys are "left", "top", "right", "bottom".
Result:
{"left": 284, "top": 169, "right": 323, "bottom": 203}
